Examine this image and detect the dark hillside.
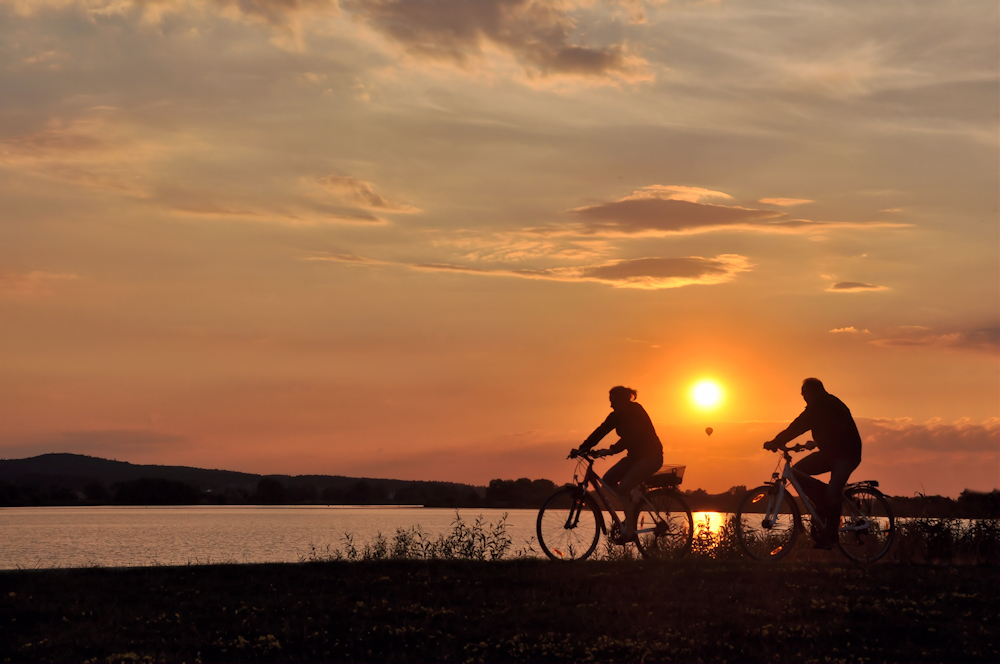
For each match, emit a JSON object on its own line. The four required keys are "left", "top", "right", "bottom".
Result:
{"left": 0, "top": 454, "right": 490, "bottom": 507}
{"left": 0, "top": 453, "right": 261, "bottom": 491}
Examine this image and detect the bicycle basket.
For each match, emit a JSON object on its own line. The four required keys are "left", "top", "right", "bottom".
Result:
{"left": 646, "top": 464, "right": 685, "bottom": 488}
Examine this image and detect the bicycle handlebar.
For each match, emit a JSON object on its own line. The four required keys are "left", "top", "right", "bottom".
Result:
{"left": 568, "top": 448, "right": 612, "bottom": 460}
{"left": 765, "top": 440, "right": 817, "bottom": 456}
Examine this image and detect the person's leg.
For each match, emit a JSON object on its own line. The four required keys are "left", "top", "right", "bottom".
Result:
{"left": 792, "top": 451, "right": 835, "bottom": 515}
{"left": 602, "top": 456, "right": 634, "bottom": 515}
{"left": 792, "top": 451, "right": 838, "bottom": 546}
{"left": 612, "top": 454, "right": 663, "bottom": 537}
{"left": 822, "top": 456, "right": 861, "bottom": 542}
{"left": 602, "top": 457, "right": 632, "bottom": 495}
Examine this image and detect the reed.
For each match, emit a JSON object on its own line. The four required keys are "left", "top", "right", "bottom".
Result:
{"left": 305, "top": 512, "right": 536, "bottom": 562}
{"left": 314, "top": 513, "right": 1000, "bottom": 565}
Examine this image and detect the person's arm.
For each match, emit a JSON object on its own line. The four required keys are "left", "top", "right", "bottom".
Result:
{"left": 607, "top": 438, "right": 626, "bottom": 454}
{"left": 580, "top": 412, "right": 617, "bottom": 450}
{"left": 765, "top": 408, "right": 813, "bottom": 449}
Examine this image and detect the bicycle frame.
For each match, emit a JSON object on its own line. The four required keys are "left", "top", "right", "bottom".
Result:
{"left": 762, "top": 447, "right": 876, "bottom": 533}
{"left": 568, "top": 452, "right": 662, "bottom": 539}
{"left": 763, "top": 449, "right": 823, "bottom": 528}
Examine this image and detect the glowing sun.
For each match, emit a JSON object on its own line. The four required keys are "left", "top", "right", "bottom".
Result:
{"left": 692, "top": 380, "right": 722, "bottom": 408}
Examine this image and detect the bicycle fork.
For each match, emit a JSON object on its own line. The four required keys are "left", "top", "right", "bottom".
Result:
{"left": 563, "top": 488, "right": 589, "bottom": 530}
{"left": 759, "top": 482, "right": 787, "bottom": 530}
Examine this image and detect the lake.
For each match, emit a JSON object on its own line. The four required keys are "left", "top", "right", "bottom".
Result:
{"left": 0, "top": 505, "right": 731, "bottom": 569}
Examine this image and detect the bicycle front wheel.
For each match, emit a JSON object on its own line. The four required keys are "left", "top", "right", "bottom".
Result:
{"left": 736, "top": 485, "right": 801, "bottom": 561}
{"left": 838, "top": 486, "right": 895, "bottom": 563}
{"left": 537, "top": 487, "right": 602, "bottom": 561}
{"left": 634, "top": 489, "right": 693, "bottom": 560}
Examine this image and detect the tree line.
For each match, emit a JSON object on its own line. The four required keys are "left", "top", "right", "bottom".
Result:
{"left": 0, "top": 476, "right": 556, "bottom": 509}
{"left": 0, "top": 476, "right": 995, "bottom": 518}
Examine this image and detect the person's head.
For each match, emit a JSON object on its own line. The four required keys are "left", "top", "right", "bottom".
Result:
{"left": 801, "top": 377, "right": 827, "bottom": 404}
{"left": 609, "top": 385, "right": 637, "bottom": 410}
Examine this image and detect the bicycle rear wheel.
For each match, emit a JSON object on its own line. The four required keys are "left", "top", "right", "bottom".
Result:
{"left": 838, "top": 486, "right": 895, "bottom": 563}
{"left": 736, "top": 485, "right": 800, "bottom": 561}
{"left": 634, "top": 489, "right": 693, "bottom": 560}
{"left": 537, "top": 487, "right": 602, "bottom": 560}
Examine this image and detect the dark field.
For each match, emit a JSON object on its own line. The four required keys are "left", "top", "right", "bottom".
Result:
{"left": 1, "top": 559, "right": 996, "bottom": 664}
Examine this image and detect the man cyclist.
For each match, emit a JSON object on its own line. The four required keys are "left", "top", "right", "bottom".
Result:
{"left": 579, "top": 385, "right": 664, "bottom": 541}
{"left": 763, "top": 378, "right": 863, "bottom": 548}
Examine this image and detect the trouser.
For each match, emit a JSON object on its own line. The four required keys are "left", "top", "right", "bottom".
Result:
{"left": 793, "top": 450, "right": 861, "bottom": 540}
{"left": 603, "top": 452, "right": 663, "bottom": 529}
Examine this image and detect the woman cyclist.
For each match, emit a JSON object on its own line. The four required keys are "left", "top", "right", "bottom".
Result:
{"left": 578, "top": 385, "right": 664, "bottom": 540}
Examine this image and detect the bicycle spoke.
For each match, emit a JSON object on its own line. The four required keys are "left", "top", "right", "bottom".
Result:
{"left": 634, "top": 490, "right": 693, "bottom": 560}
{"left": 736, "top": 486, "right": 799, "bottom": 561}
{"left": 837, "top": 488, "right": 895, "bottom": 563}
{"left": 537, "top": 488, "right": 602, "bottom": 561}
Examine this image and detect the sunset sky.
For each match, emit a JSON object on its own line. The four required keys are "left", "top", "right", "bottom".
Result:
{"left": 1, "top": 0, "right": 997, "bottom": 498}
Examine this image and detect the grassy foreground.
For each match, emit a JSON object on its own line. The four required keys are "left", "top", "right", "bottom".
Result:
{"left": 1, "top": 559, "right": 996, "bottom": 664}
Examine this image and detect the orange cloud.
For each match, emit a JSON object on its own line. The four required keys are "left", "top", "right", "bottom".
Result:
{"left": 758, "top": 197, "right": 813, "bottom": 206}
{"left": 827, "top": 281, "right": 888, "bottom": 292}
{"left": 858, "top": 417, "right": 999, "bottom": 453}
{"left": 315, "top": 175, "right": 420, "bottom": 213}
{"left": 869, "top": 327, "right": 999, "bottom": 353}
{"left": 342, "top": 0, "right": 652, "bottom": 83}
{"left": 312, "top": 252, "right": 752, "bottom": 290}
{"left": 570, "top": 197, "right": 782, "bottom": 235}
{"left": 552, "top": 186, "right": 908, "bottom": 237}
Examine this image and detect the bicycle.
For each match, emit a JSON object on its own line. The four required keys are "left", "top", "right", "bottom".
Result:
{"left": 735, "top": 442, "right": 895, "bottom": 562}
{"left": 536, "top": 449, "right": 694, "bottom": 561}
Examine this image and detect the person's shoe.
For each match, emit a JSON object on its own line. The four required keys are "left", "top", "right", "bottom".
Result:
{"left": 611, "top": 526, "right": 636, "bottom": 545}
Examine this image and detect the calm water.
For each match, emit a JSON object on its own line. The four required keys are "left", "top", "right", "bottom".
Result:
{"left": 0, "top": 505, "right": 729, "bottom": 569}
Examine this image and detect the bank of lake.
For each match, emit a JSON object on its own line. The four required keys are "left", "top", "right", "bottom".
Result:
{"left": 1, "top": 558, "right": 996, "bottom": 663}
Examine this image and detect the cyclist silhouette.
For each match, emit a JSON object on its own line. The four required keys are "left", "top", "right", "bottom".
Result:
{"left": 579, "top": 386, "right": 664, "bottom": 540}
{"left": 763, "top": 378, "right": 863, "bottom": 548}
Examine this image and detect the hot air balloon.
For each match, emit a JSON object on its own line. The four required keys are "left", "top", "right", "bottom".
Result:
{"left": 705, "top": 427, "right": 713, "bottom": 437}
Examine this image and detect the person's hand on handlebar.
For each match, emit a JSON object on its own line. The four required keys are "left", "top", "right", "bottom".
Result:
{"left": 568, "top": 447, "right": 612, "bottom": 458}
{"left": 764, "top": 440, "right": 818, "bottom": 453}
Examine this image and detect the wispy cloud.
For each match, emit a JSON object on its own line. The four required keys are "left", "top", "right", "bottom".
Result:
{"left": 827, "top": 281, "right": 888, "bottom": 292}
{"left": 314, "top": 175, "right": 420, "bottom": 213}
{"left": 870, "top": 327, "right": 999, "bottom": 353}
{"left": 38, "top": 0, "right": 342, "bottom": 51}
{"left": 758, "top": 197, "right": 813, "bottom": 206}
{"left": 547, "top": 186, "right": 908, "bottom": 237}
{"left": 342, "top": 0, "right": 652, "bottom": 84}
{"left": 858, "top": 417, "right": 999, "bottom": 453}
{"left": 829, "top": 327, "right": 870, "bottom": 334}
{"left": 310, "top": 253, "right": 752, "bottom": 290}
{"left": 0, "top": 117, "right": 407, "bottom": 225}
{"left": 0, "top": 117, "right": 155, "bottom": 196}
{"left": 432, "top": 232, "right": 611, "bottom": 263}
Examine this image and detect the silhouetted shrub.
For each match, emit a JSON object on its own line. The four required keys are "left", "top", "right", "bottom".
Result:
{"left": 319, "top": 512, "right": 527, "bottom": 562}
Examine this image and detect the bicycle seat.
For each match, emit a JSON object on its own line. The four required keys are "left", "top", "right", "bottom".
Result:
{"left": 643, "top": 464, "right": 685, "bottom": 488}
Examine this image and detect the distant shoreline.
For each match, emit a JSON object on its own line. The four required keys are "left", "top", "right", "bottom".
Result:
{"left": 3, "top": 453, "right": 997, "bottom": 517}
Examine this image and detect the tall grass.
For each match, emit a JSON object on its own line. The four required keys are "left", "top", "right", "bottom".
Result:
{"left": 307, "top": 511, "right": 536, "bottom": 562}
{"left": 892, "top": 517, "right": 999, "bottom": 564}
{"left": 310, "top": 511, "right": 999, "bottom": 564}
